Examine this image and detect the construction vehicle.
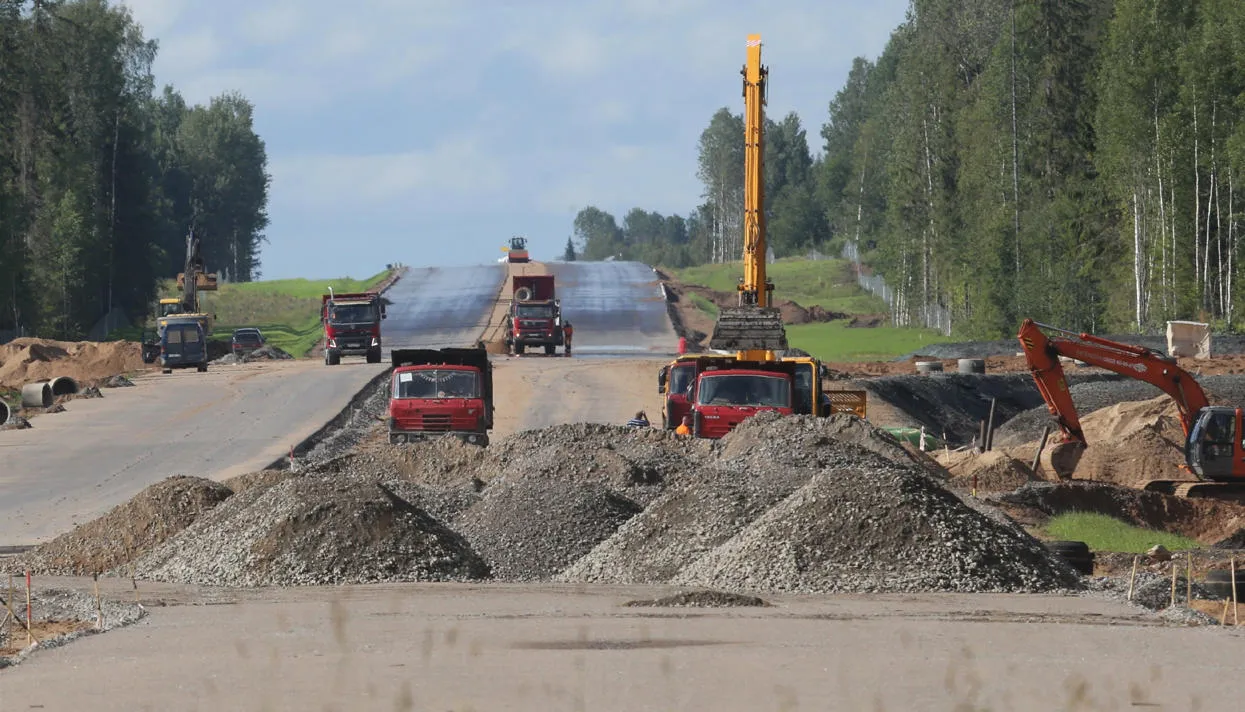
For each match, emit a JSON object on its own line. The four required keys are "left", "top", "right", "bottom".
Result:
{"left": 158, "top": 319, "right": 209, "bottom": 374}
{"left": 660, "top": 34, "right": 864, "bottom": 436}
{"left": 322, "top": 289, "right": 386, "bottom": 365}
{"left": 389, "top": 347, "right": 493, "bottom": 446}
{"left": 504, "top": 236, "right": 530, "bottom": 263}
{"left": 503, "top": 274, "right": 565, "bottom": 356}
{"left": 684, "top": 356, "right": 798, "bottom": 438}
{"left": 1017, "top": 318, "right": 1245, "bottom": 499}
{"left": 151, "top": 231, "right": 217, "bottom": 370}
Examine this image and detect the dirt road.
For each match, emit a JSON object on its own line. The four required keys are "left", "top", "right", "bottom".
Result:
{"left": 0, "top": 361, "right": 387, "bottom": 545}
{"left": 2, "top": 577, "right": 1237, "bottom": 711}
{"left": 491, "top": 357, "right": 669, "bottom": 435}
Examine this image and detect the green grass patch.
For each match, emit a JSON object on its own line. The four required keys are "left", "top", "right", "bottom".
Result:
{"left": 689, "top": 293, "right": 718, "bottom": 318}
{"left": 670, "top": 258, "right": 889, "bottom": 314}
{"left": 109, "top": 270, "right": 392, "bottom": 357}
{"left": 785, "top": 321, "right": 955, "bottom": 362}
{"left": 1044, "top": 513, "right": 1200, "bottom": 554}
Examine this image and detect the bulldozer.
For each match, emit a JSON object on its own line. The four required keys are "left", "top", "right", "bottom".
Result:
{"left": 657, "top": 34, "right": 865, "bottom": 434}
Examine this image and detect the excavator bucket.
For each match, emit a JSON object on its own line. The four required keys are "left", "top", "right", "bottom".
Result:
{"left": 709, "top": 307, "right": 788, "bottom": 351}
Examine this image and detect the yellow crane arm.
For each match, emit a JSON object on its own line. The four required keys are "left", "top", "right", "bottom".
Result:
{"left": 741, "top": 33, "right": 770, "bottom": 307}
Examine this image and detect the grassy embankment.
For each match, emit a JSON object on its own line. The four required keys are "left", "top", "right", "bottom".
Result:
{"left": 110, "top": 269, "right": 391, "bottom": 357}
{"left": 670, "top": 258, "right": 954, "bottom": 361}
{"left": 1044, "top": 513, "right": 1200, "bottom": 553}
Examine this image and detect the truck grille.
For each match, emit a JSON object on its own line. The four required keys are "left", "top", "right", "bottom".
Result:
{"left": 419, "top": 414, "right": 453, "bottom": 431}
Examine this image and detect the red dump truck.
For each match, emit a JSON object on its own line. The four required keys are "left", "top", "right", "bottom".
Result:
{"left": 388, "top": 347, "right": 494, "bottom": 446}
{"left": 504, "top": 274, "right": 565, "bottom": 356}
{"left": 322, "top": 290, "right": 386, "bottom": 365}
{"left": 685, "top": 357, "right": 797, "bottom": 439}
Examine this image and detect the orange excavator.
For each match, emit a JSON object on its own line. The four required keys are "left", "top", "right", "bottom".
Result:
{"left": 1017, "top": 318, "right": 1245, "bottom": 499}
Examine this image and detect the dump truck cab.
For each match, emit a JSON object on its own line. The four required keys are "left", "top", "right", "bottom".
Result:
{"left": 506, "top": 275, "right": 564, "bottom": 356}
{"left": 158, "top": 318, "right": 208, "bottom": 374}
{"left": 388, "top": 348, "right": 494, "bottom": 446}
{"left": 322, "top": 291, "right": 386, "bottom": 365}
{"left": 689, "top": 358, "right": 795, "bottom": 439}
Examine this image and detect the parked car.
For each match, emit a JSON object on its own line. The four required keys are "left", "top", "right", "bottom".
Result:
{"left": 231, "top": 328, "right": 265, "bottom": 356}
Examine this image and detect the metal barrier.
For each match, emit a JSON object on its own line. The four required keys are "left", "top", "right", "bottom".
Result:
{"left": 827, "top": 390, "right": 867, "bottom": 419}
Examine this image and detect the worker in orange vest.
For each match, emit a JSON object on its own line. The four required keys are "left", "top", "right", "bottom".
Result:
{"left": 563, "top": 321, "right": 573, "bottom": 356}
{"left": 675, "top": 415, "right": 693, "bottom": 436}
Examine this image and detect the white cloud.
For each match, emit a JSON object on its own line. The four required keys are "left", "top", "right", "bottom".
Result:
{"left": 241, "top": 2, "right": 304, "bottom": 46}
{"left": 154, "top": 28, "right": 222, "bottom": 77}
{"left": 270, "top": 139, "right": 508, "bottom": 210}
{"left": 119, "top": 0, "right": 188, "bottom": 38}
{"left": 536, "top": 143, "right": 697, "bottom": 217}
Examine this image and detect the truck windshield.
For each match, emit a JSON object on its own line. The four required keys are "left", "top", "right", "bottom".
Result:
{"left": 515, "top": 305, "right": 553, "bottom": 318}
{"left": 696, "top": 374, "right": 790, "bottom": 408}
{"left": 329, "top": 303, "right": 377, "bottom": 323}
{"left": 670, "top": 365, "right": 695, "bottom": 396}
{"left": 394, "top": 370, "right": 479, "bottom": 399}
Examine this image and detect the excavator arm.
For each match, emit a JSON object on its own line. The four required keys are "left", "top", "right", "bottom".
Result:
{"left": 709, "top": 34, "right": 787, "bottom": 356}
{"left": 1017, "top": 318, "right": 1210, "bottom": 443}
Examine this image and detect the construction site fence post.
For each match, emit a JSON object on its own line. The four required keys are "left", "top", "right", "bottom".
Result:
{"left": 25, "top": 570, "right": 31, "bottom": 647}
{"left": 1127, "top": 556, "right": 1138, "bottom": 601}
{"left": 1031, "top": 425, "right": 1052, "bottom": 473}
{"left": 984, "top": 397, "right": 998, "bottom": 451}
{"left": 1232, "top": 557, "right": 1239, "bottom": 625}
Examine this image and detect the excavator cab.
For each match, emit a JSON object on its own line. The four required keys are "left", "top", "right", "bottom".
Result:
{"left": 1185, "top": 407, "right": 1243, "bottom": 480}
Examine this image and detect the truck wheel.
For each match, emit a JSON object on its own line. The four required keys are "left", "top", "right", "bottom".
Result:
{"left": 545, "top": 344, "right": 555, "bottom": 356}
{"left": 515, "top": 344, "right": 525, "bottom": 355}
{"left": 162, "top": 368, "right": 172, "bottom": 375}
{"left": 366, "top": 347, "right": 381, "bottom": 364}
{"left": 197, "top": 363, "right": 208, "bottom": 373}
{"left": 326, "top": 349, "right": 340, "bottom": 366}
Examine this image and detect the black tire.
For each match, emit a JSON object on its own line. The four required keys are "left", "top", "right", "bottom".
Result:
{"left": 162, "top": 368, "right": 172, "bottom": 374}
{"left": 1061, "top": 553, "right": 1095, "bottom": 575}
{"left": 664, "top": 401, "right": 676, "bottom": 431}
{"left": 367, "top": 347, "right": 381, "bottom": 364}
{"left": 515, "top": 344, "right": 525, "bottom": 355}
{"left": 197, "top": 363, "right": 208, "bottom": 373}
{"left": 545, "top": 344, "right": 555, "bottom": 356}
{"left": 326, "top": 349, "right": 340, "bottom": 366}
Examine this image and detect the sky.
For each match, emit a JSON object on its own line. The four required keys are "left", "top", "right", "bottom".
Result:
{"left": 119, "top": 0, "right": 911, "bottom": 280}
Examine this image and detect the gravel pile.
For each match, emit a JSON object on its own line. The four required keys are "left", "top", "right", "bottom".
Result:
{"left": 624, "top": 590, "right": 770, "bottom": 607}
{"left": 132, "top": 475, "right": 489, "bottom": 586}
{"left": 669, "top": 453, "right": 1081, "bottom": 595}
{"left": 0, "top": 588, "right": 146, "bottom": 669}
{"left": 457, "top": 479, "right": 642, "bottom": 580}
{"left": 279, "top": 369, "right": 393, "bottom": 470}
{"left": 11, "top": 476, "right": 232, "bottom": 576}
{"left": 99, "top": 374, "right": 135, "bottom": 387}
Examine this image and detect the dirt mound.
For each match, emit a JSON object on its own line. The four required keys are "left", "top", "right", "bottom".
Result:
{"left": 718, "top": 412, "right": 944, "bottom": 473}
{"left": 557, "top": 466, "right": 812, "bottom": 585}
{"left": 624, "top": 590, "right": 770, "bottom": 607}
{"left": 457, "top": 479, "right": 643, "bottom": 581}
{"left": 994, "top": 481, "right": 1245, "bottom": 545}
{"left": 13, "top": 476, "right": 232, "bottom": 576}
{"left": 0, "top": 338, "right": 147, "bottom": 390}
{"left": 938, "top": 450, "right": 1039, "bottom": 493}
{"left": 671, "top": 453, "right": 1080, "bottom": 595}
{"left": 132, "top": 476, "right": 489, "bottom": 586}
{"left": 1039, "top": 396, "right": 1187, "bottom": 487}
{"left": 214, "top": 345, "right": 296, "bottom": 364}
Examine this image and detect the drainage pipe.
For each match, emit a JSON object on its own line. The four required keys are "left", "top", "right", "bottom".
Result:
{"left": 49, "top": 376, "right": 80, "bottom": 396}
{"left": 21, "top": 382, "right": 52, "bottom": 408}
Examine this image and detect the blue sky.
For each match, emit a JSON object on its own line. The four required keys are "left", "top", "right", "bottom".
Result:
{"left": 119, "top": 0, "right": 911, "bottom": 280}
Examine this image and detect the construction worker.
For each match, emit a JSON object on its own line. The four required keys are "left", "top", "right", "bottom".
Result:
{"left": 675, "top": 415, "right": 693, "bottom": 436}
{"left": 563, "top": 321, "right": 573, "bottom": 356}
{"left": 627, "top": 411, "right": 650, "bottom": 427}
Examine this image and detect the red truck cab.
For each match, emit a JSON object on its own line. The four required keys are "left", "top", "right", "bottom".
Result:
{"left": 690, "top": 363, "right": 795, "bottom": 439}
{"left": 322, "top": 291, "right": 386, "bottom": 365}
{"left": 506, "top": 275, "right": 565, "bottom": 356}
{"left": 388, "top": 348, "right": 494, "bottom": 446}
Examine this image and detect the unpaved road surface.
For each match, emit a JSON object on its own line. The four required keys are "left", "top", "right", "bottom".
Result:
{"left": 381, "top": 264, "right": 505, "bottom": 354}
{"left": 3, "top": 577, "right": 1239, "bottom": 711}
{"left": 550, "top": 261, "right": 678, "bottom": 356}
{"left": 491, "top": 357, "right": 669, "bottom": 435}
{"left": 0, "top": 361, "right": 386, "bottom": 545}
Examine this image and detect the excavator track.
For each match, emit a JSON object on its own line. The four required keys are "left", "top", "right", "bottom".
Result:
{"left": 1141, "top": 480, "right": 1245, "bottom": 504}
{"left": 709, "top": 307, "right": 788, "bottom": 352}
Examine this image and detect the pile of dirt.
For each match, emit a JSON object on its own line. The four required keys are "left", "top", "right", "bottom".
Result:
{"left": 212, "top": 344, "right": 295, "bottom": 365}
{"left": 132, "top": 476, "right": 489, "bottom": 586}
{"left": 0, "top": 338, "right": 147, "bottom": 390}
{"left": 12, "top": 476, "right": 233, "bottom": 576}
{"left": 994, "top": 481, "right": 1245, "bottom": 545}
{"left": 937, "top": 450, "right": 1040, "bottom": 493}
{"left": 624, "top": 590, "right": 770, "bottom": 607}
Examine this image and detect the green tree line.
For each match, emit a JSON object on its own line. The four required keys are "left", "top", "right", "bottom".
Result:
{"left": 0, "top": 0, "right": 269, "bottom": 340}
{"left": 574, "top": 0, "right": 1245, "bottom": 338}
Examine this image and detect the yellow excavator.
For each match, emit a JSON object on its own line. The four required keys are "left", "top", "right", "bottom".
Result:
{"left": 657, "top": 34, "right": 866, "bottom": 431}
{"left": 141, "top": 231, "right": 218, "bottom": 364}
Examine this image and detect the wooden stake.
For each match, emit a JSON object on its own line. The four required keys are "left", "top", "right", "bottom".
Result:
{"left": 1232, "top": 557, "right": 1238, "bottom": 626}
{"left": 1031, "top": 425, "right": 1052, "bottom": 473}
{"left": 25, "top": 570, "right": 31, "bottom": 647}
{"left": 1186, "top": 554, "right": 1192, "bottom": 605}
{"left": 93, "top": 573, "right": 103, "bottom": 630}
{"left": 0, "top": 593, "right": 36, "bottom": 643}
{"left": 1127, "top": 556, "right": 1139, "bottom": 601}
{"left": 1222, "top": 597, "right": 1231, "bottom": 626}
{"left": 1170, "top": 561, "right": 1177, "bottom": 609}
{"left": 985, "top": 398, "right": 998, "bottom": 451}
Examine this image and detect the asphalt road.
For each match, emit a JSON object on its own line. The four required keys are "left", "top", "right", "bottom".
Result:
{"left": 0, "top": 266, "right": 507, "bottom": 545}
{"left": 547, "top": 261, "right": 679, "bottom": 357}
{"left": 380, "top": 264, "right": 506, "bottom": 354}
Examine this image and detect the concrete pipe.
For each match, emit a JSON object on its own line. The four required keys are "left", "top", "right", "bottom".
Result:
{"left": 958, "top": 358, "right": 986, "bottom": 375}
{"left": 915, "top": 361, "right": 944, "bottom": 375}
{"left": 0, "top": 399, "right": 8, "bottom": 425}
{"left": 21, "top": 381, "right": 52, "bottom": 408}
{"left": 49, "top": 376, "right": 79, "bottom": 396}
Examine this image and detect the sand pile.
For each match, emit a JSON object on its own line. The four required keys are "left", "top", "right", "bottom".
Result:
{"left": 11, "top": 477, "right": 233, "bottom": 576}
{"left": 937, "top": 450, "right": 1040, "bottom": 493}
{"left": 0, "top": 338, "right": 146, "bottom": 390}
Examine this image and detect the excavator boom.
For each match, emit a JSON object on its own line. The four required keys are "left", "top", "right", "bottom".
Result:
{"left": 709, "top": 33, "right": 786, "bottom": 354}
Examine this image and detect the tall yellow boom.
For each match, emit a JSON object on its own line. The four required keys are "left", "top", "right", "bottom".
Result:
{"left": 708, "top": 33, "right": 787, "bottom": 358}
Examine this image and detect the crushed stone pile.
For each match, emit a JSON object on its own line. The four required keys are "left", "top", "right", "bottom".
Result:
{"left": 668, "top": 452, "right": 1080, "bottom": 595}
{"left": 0, "top": 338, "right": 146, "bottom": 390}
{"left": 132, "top": 475, "right": 489, "bottom": 586}
{"left": 11, "top": 476, "right": 232, "bottom": 576}
{"left": 624, "top": 590, "right": 770, "bottom": 607}
{"left": 99, "top": 374, "right": 135, "bottom": 388}
{"left": 213, "top": 344, "right": 295, "bottom": 364}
